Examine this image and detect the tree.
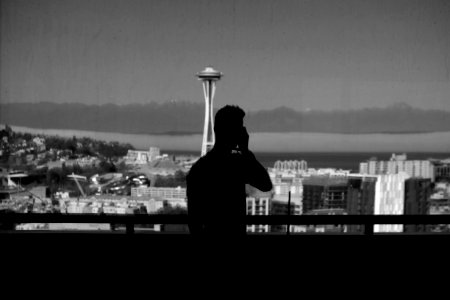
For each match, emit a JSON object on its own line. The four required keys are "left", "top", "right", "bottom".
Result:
{"left": 98, "top": 142, "right": 115, "bottom": 162}
{"left": 72, "top": 163, "right": 83, "bottom": 175}
{"left": 156, "top": 204, "right": 188, "bottom": 233}
{"left": 99, "top": 160, "right": 117, "bottom": 173}
{"left": 116, "top": 161, "right": 130, "bottom": 174}
{"left": 97, "top": 141, "right": 132, "bottom": 162}
{"left": 157, "top": 205, "right": 187, "bottom": 215}
{"left": 174, "top": 170, "right": 187, "bottom": 187}
{"left": 23, "top": 133, "right": 32, "bottom": 141}
{"left": 80, "top": 144, "right": 94, "bottom": 156}
{"left": 37, "top": 157, "right": 49, "bottom": 166}
{"left": 4, "top": 124, "right": 13, "bottom": 138}
{"left": 47, "top": 168, "right": 64, "bottom": 194}
{"left": 65, "top": 138, "right": 77, "bottom": 155}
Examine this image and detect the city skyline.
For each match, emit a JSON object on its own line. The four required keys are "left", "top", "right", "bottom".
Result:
{"left": 2, "top": 0, "right": 450, "bottom": 112}
{"left": 2, "top": 119, "right": 450, "bottom": 237}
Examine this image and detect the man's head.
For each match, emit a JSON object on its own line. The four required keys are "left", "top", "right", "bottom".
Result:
{"left": 214, "top": 105, "right": 246, "bottom": 150}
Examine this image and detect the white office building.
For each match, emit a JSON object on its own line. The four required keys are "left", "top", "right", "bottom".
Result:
{"left": 274, "top": 160, "right": 308, "bottom": 172}
{"left": 359, "top": 153, "right": 435, "bottom": 181}
{"left": 374, "top": 172, "right": 410, "bottom": 233}
{"left": 124, "top": 147, "right": 161, "bottom": 164}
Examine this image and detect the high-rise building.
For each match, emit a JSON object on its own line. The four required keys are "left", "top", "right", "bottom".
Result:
{"left": 302, "top": 176, "right": 349, "bottom": 214}
{"left": 403, "top": 178, "right": 432, "bottom": 233}
{"left": 374, "top": 172, "right": 410, "bottom": 233}
{"left": 347, "top": 176, "right": 377, "bottom": 215}
{"left": 346, "top": 175, "right": 377, "bottom": 233}
{"left": 347, "top": 173, "right": 432, "bottom": 234}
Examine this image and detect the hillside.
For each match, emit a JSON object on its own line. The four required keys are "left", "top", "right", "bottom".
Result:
{"left": 1, "top": 102, "right": 450, "bottom": 134}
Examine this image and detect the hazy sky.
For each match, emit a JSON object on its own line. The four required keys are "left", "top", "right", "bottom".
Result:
{"left": 1, "top": 0, "right": 450, "bottom": 111}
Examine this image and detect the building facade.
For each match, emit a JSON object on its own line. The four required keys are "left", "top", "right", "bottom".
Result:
{"left": 131, "top": 186, "right": 186, "bottom": 199}
{"left": 359, "top": 153, "right": 435, "bottom": 182}
{"left": 246, "top": 197, "right": 270, "bottom": 233}
{"left": 374, "top": 172, "right": 410, "bottom": 233}
{"left": 346, "top": 175, "right": 377, "bottom": 233}
{"left": 296, "top": 208, "right": 347, "bottom": 233}
{"left": 274, "top": 160, "right": 308, "bottom": 172}
{"left": 302, "top": 176, "right": 349, "bottom": 214}
{"left": 434, "top": 160, "right": 450, "bottom": 181}
{"left": 149, "top": 147, "right": 161, "bottom": 162}
{"left": 124, "top": 147, "right": 161, "bottom": 164}
{"left": 270, "top": 174, "right": 302, "bottom": 233}
{"left": 125, "top": 150, "right": 150, "bottom": 164}
{"left": 403, "top": 178, "right": 432, "bottom": 233}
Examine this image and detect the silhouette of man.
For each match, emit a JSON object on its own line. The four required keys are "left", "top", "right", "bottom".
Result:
{"left": 187, "top": 105, "right": 272, "bottom": 236}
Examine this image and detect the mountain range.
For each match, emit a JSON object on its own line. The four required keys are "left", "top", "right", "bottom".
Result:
{"left": 1, "top": 101, "right": 450, "bottom": 135}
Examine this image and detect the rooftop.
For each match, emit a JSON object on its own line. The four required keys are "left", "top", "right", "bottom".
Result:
{"left": 302, "top": 177, "right": 349, "bottom": 187}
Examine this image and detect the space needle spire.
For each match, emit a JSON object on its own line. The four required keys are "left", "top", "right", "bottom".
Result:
{"left": 196, "top": 66, "right": 223, "bottom": 156}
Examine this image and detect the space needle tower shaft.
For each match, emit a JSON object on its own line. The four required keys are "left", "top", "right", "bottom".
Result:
{"left": 196, "top": 66, "right": 223, "bottom": 156}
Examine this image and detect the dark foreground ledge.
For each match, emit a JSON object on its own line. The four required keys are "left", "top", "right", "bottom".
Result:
{"left": 1, "top": 234, "right": 448, "bottom": 271}
{"left": 2, "top": 213, "right": 450, "bottom": 260}
{"left": 2, "top": 230, "right": 450, "bottom": 254}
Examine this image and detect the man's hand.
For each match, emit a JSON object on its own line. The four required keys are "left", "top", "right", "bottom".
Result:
{"left": 237, "top": 126, "right": 249, "bottom": 152}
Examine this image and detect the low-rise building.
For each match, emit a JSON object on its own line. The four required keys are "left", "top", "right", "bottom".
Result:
{"left": 132, "top": 186, "right": 186, "bottom": 199}
{"left": 274, "top": 160, "right": 308, "bottom": 172}
{"left": 124, "top": 147, "right": 160, "bottom": 164}
{"left": 296, "top": 208, "right": 347, "bottom": 233}
{"left": 246, "top": 197, "right": 270, "bottom": 233}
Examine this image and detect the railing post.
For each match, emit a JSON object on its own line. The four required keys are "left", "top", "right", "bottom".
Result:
{"left": 287, "top": 191, "right": 291, "bottom": 235}
{"left": 126, "top": 222, "right": 134, "bottom": 235}
{"left": 364, "top": 223, "right": 374, "bottom": 236}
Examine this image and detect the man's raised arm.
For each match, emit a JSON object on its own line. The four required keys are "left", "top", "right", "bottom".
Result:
{"left": 238, "top": 127, "right": 272, "bottom": 192}
{"left": 242, "top": 150, "right": 273, "bottom": 192}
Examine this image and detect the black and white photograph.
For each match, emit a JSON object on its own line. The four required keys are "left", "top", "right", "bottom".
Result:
{"left": 1, "top": 0, "right": 450, "bottom": 259}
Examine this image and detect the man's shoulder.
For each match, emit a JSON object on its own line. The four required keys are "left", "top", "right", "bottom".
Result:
{"left": 191, "top": 155, "right": 207, "bottom": 169}
{"left": 191, "top": 152, "right": 220, "bottom": 167}
{"left": 188, "top": 152, "right": 226, "bottom": 175}
{"left": 187, "top": 155, "right": 208, "bottom": 176}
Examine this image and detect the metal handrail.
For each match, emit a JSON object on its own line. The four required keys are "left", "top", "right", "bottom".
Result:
{"left": 1, "top": 212, "right": 450, "bottom": 235}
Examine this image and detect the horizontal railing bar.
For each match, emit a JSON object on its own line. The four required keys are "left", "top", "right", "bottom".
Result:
{"left": 0, "top": 213, "right": 189, "bottom": 224}
{"left": 1, "top": 213, "right": 450, "bottom": 225}
{"left": 248, "top": 215, "right": 450, "bottom": 225}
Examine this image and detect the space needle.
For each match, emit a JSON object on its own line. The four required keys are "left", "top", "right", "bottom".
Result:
{"left": 196, "top": 66, "right": 223, "bottom": 156}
